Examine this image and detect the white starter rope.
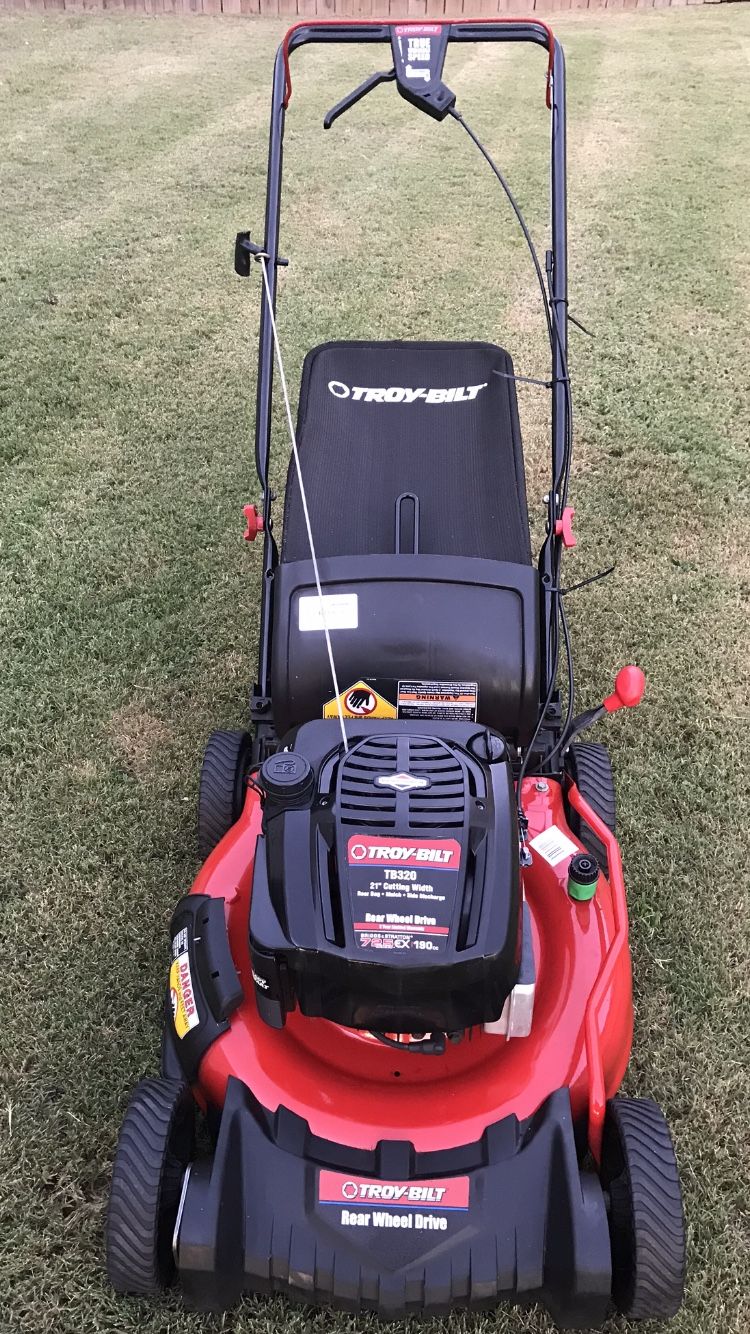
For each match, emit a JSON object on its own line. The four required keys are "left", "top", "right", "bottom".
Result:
{"left": 258, "top": 255, "right": 349, "bottom": 754}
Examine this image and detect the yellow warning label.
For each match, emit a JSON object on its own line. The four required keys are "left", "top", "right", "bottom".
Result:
{"left": 324, "top": 680, "right": 397, "bottom": 720}
{"left": 169, "top": 952, "right": 200, "bottom": 1039}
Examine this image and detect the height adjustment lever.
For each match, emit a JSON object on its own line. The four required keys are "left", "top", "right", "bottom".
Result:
{"left": 323, "top": 70, "right": 396, "bottom": 130}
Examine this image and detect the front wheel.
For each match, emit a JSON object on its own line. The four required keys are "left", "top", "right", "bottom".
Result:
{"left": 601, "top": 1096, "right": 686, "bottom": 1319}
{"left": 198, "top": 729, "right": 252, "bottom": 861}
{"left": 564, "top": 741, "right": 616, "bottom": 876}
{"left": 106, "top": 1077, "right": 195, "bottom": 1294}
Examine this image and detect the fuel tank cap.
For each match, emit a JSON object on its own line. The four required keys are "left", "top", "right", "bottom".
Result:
{"left": 260, "top": 751, "right": 313, "bottom": 803}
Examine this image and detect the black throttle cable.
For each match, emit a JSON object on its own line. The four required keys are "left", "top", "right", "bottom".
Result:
{"left": 448, "top": 108, "right": 576, "bottom": 834}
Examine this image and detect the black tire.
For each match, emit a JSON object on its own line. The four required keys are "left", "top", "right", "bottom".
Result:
{"left": 106, "top": 1077, "right": 194, "bottom": 1294}
{"left": 601, "top": 1097, "right": 686, "bottom": 1320}
{"left": 198, "top": 729, "right": 252, "bottom": 861}
{"left": 564, "top": 741, "right": 616, "bottom": 876}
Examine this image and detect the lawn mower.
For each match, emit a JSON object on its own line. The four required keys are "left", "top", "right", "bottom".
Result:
{"left": 106, "top": 18, "right": 685, "bottom": 1328}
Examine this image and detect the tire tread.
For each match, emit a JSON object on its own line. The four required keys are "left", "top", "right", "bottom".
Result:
{"left": 565, "top": 741, "right": 616, "bottom": 875}
{"left": 603, "top": 1096, "right": 686, "bottom": 1320}
{"left": 198, "top": 729, "right": 251, "bottom": 860}
{"left": 106, "top": 1077, "right": 193, "bottom": 1294}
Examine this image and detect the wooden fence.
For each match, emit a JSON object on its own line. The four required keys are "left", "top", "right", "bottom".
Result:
{"left": 0, "top": 0, "right": 738, "bottom": 16}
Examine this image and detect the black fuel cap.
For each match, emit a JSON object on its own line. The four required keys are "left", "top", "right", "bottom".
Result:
{"left": 260, "top": 751, "right": 313, "bottom": 803}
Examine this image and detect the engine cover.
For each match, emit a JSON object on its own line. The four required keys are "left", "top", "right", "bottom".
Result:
{"left": 249, "top": 720, "right": 521, "bottom": 1035}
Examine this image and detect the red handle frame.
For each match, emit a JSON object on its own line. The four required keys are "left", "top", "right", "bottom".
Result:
{"left": 281, "top": 17, "right": 556, "bottom": 112}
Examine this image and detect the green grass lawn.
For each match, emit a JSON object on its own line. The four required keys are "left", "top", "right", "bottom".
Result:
{"left": 1, "top": 7, "right": 749, "bottom": 1333}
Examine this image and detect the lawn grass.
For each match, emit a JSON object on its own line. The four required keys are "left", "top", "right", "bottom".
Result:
{"left": 0, "top": 8, "right": 749, "bottom": 1333}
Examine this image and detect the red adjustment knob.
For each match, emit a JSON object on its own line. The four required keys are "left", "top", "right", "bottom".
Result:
{"left": 243, "top": 504, "right": 265, "bottom": 542}
{"left": 554, "top": 506, "right": 576, "bottom": 548}
{"left": 603, "top": 665, "right": 646, "bottom": 714}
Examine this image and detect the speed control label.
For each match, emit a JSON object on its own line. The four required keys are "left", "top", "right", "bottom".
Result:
{"left": 346, "top": 836, "right": 461, "bottom": 956}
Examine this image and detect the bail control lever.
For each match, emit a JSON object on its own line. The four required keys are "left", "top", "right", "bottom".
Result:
{"left": 324, "top": 69, "right": 396, "bottom": 130}
{"left": 324, "top": 24, "right": 455, "bottom": 130}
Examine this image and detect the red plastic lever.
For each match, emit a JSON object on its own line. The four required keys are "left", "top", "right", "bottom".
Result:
{"left": 603, "top": 665, "right": 646, "bottom": 714}
{"left": 554, "top": 506, "right": 576, "bottom": 548}
{"left": 243, "top": 504, "right": 265, "bottom": 542}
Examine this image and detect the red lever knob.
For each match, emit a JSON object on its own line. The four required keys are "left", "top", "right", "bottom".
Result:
{"left": 603, "top": 665, "right": 646, "bottom": 713}
{"left": 243, "top": 504, "right": 265, "bottom": 542}
{"left": 554, "top": 506, "right": 576, "bottom": 548}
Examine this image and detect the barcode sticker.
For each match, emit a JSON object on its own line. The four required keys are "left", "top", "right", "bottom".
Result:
{"left": 529, "top": 825, "right": 578, "bottom": 867}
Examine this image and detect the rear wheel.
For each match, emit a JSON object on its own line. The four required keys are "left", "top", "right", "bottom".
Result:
{"left": 601, "top": 1096, "right": 686, "bottom": 1320}
{"left": 564, "top": 741, "right": 615, "bottom": 875}
{"left": 106, "top": 1077, "right": 195, "bottom": 1294}
{"left": 198, "top": 729, "right": 252, "bottom": 860}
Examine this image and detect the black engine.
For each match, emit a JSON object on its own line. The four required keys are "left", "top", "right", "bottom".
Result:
{"left": 249, "top": 720, "right": 521, "bottom": 1036}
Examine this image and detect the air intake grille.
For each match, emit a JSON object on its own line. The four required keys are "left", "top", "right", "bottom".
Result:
{"left": 338, "top": 737, "right": 398, "bottom": 827}
{"left": 337, "top": 735, "right": 467, "bottom": 830}
{"left": 404, "top": 737, "right": 465, "bottom": 829}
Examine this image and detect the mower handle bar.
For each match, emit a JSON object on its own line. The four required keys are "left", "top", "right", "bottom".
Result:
{"left": 282, "top": 18, "right": 556, "bottom": 111}
{"left": 253, "top": 18, "right": 568, "bottom": 706}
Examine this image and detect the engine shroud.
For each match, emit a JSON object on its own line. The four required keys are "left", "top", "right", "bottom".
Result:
{"left": 249, "top": 720, "right": 521, "bottom": 1035}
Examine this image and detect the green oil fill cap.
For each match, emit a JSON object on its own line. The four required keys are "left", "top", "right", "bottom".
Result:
{"left": 567, "top": 852, "right": 599, "bottom": 901}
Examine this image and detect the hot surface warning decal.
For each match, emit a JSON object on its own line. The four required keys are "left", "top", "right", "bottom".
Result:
{"left": 324, "top": 679, "right": 397, "bottom": 720}
{"left": 322, "top": 678, "right": 477, "bottom": 723}
{"left": 346, "top": 835, "right": 461, "bottom": 956}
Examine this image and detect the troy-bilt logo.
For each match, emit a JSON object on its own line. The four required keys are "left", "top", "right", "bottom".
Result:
{"left": 319, "top": 1170, "right": 470, "bottom": 1210}
{"left": 328, "top": 381, "right": 487, "bottom": 405}
{"left": 394, "top": 24, "right": 442, "bottom": 37}
{"left": 348, "top": 836, "right": 460, "bottom": 869}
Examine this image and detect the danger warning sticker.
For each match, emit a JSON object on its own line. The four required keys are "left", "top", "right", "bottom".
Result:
{"left": 169, "top": 927, "right": 199, "bottom": 1039}
{"left": 397, "top": 680, "right": 478, "bottom": 722}
{"left": 346, "top": 836, "right": 461, "bottom": 956}
{"left": 323, "top": 679, "right": 397, "bottom": 720}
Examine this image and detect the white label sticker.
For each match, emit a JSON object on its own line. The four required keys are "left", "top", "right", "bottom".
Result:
{"left": 529, "top": 825, "right": 578, "bottom": 867}
{"left": 298, "top": 593, "right": 358, "bottom": 632}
